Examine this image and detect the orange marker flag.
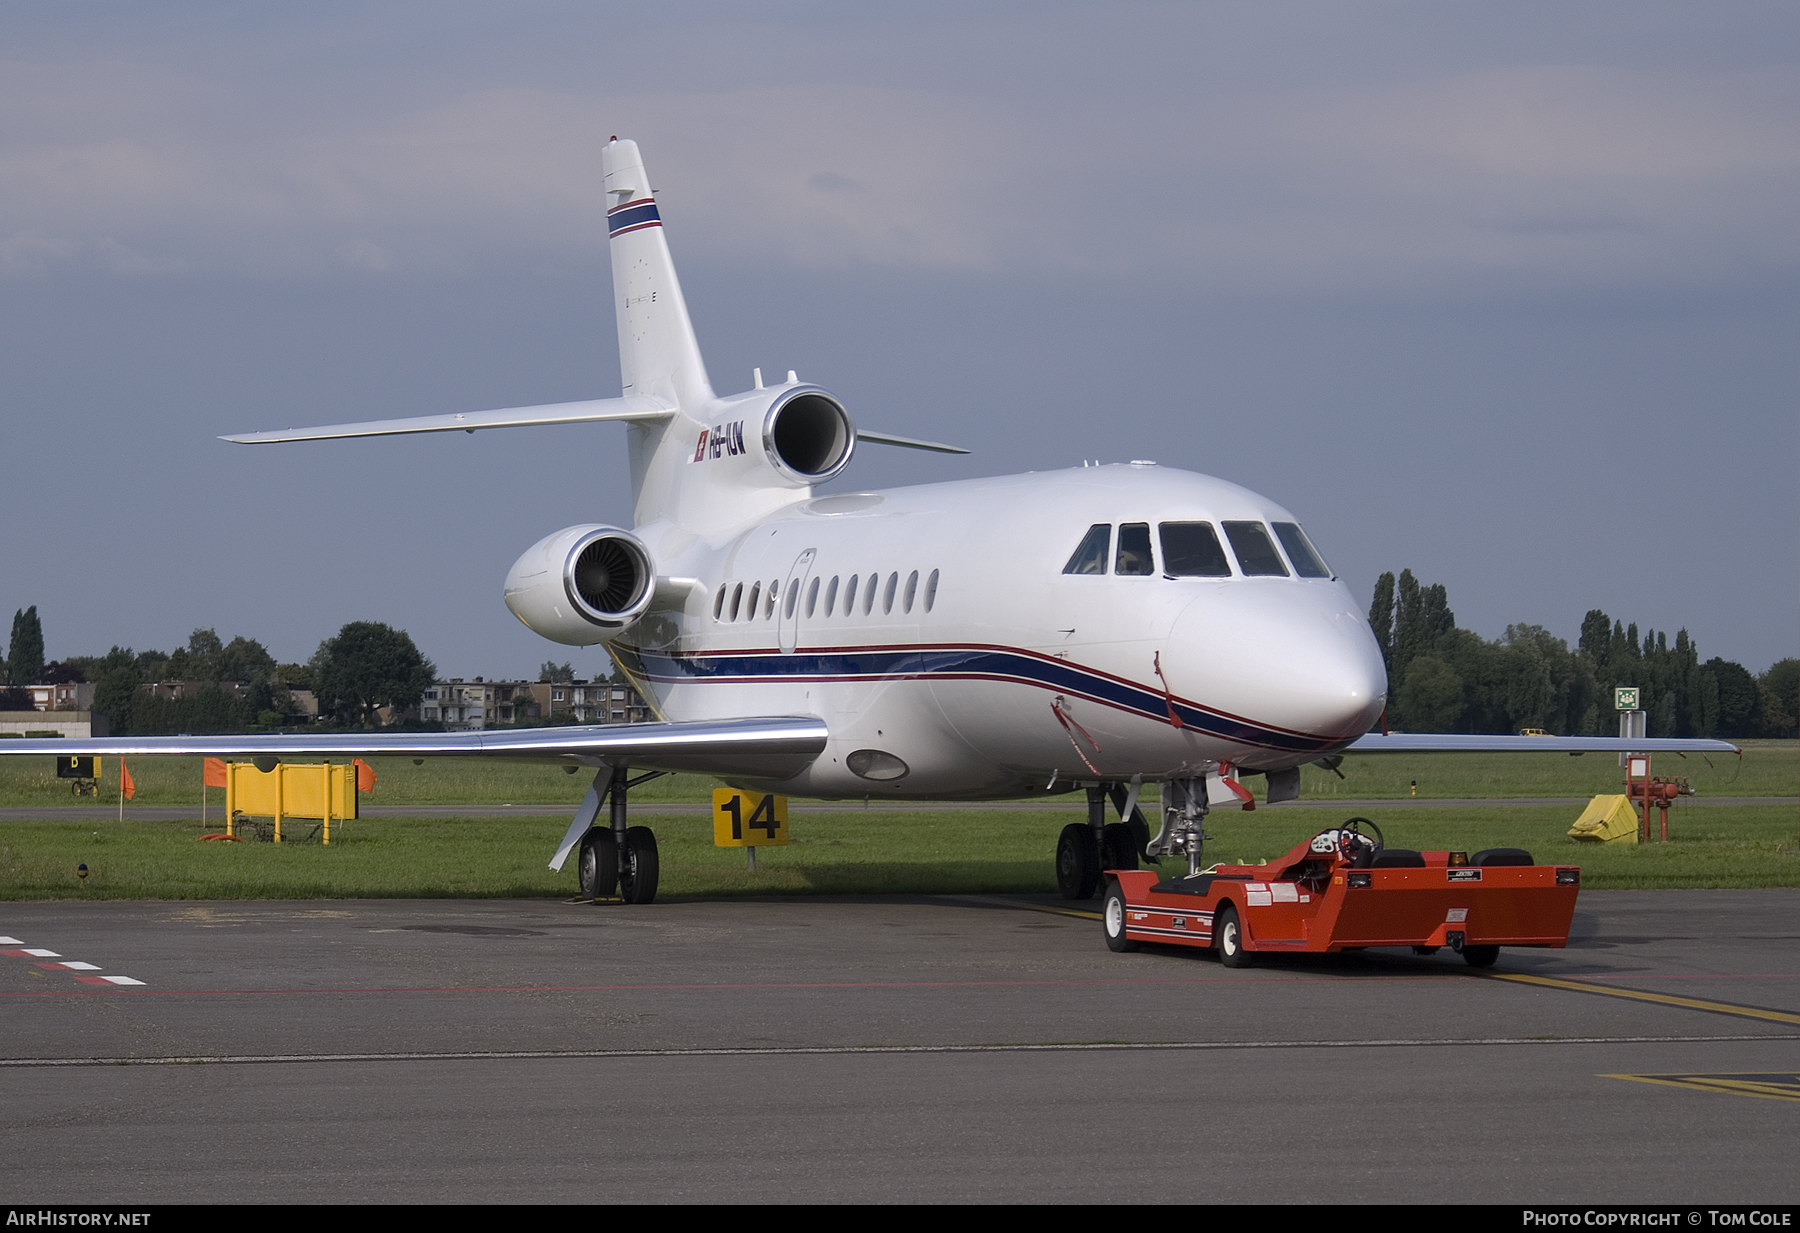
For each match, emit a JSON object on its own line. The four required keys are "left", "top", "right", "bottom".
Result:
{"left": 354, "top": 759, "right": 377, "bottom": 792}
{"left": 203, "top": 757, "right": 228, "bottom": 788}
{"left": 120, "top": 759, "right": 136, "bottom": 801}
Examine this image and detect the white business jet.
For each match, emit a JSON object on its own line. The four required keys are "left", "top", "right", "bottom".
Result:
{"left": 3, "top": 139, "right": 1736, "bottom": 903}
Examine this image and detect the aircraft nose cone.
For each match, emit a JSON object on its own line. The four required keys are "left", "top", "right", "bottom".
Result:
{"left": 1163, "top": 584, "right": 1387, "bottom": 743}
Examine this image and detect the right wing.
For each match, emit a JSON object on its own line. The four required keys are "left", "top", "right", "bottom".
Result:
{"left": 0, "top": 716, "right": 829, "bottom": 781}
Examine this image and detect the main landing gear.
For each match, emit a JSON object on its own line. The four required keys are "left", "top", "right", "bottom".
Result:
{"left": 566, "top": 767, "right": 663, "bottom": 905}
{"left": 1056, "top": 781, "right": 1158, "bottom": 900}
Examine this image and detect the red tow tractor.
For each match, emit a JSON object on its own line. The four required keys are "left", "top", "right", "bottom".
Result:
{"left": 1103, "top": 819, "right": 1580, "bottom": 967}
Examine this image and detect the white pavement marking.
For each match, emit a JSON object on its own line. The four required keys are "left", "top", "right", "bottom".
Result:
{"left": 3, "top": 1034, "right": 1797, "bottom": 1068}
{"left": 0, "top": 937, "right": 21, "bottom": 945}
{"left": 42, "top": 962, "right": 101, "bottom": 971}
{"left": 20, "top": 949, "right": 58, "bottom": 957}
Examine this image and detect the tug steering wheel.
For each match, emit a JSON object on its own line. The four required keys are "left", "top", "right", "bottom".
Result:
{"left": 1310, "top": 816, "right": 1383, "bottom": 868}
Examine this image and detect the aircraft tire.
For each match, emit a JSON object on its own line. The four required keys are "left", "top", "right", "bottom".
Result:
{"left": 1055, "top": 823, "right": 1100, "bottom": 900}
{"left": 579, "top": 829, "right": 617, "bottom": 902}
{"left": 1216, "top": 904, "right": 1252, "bottom": 968}
{"left": 619, "top": 826, "right": 660, "bottom": 905}
{"left": 1101, "top": 822, "right": 1137, "bottom": 872}
{"left": 1462, "top": 945, "right": 1499, "bottom": 968}
{"left": 1103, "top": 881, "right": 1138, "bottom": 953}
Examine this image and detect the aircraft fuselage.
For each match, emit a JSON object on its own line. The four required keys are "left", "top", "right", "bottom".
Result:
{"left": 613, "top": 461, "right": 1388, "bottom": 799}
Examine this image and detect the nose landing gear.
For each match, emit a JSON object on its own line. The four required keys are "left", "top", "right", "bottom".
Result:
{"left": 1148, "top": 776, "right": 1211, "bottom": 876}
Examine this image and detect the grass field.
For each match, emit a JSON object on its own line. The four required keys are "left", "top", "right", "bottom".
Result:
{"left": 3, "top": 800, "right": 1795, "bottom": 901}
{"left": 0, "top": 741, "right": 1791, "bottom": 899}
{"left": 1, "top": 741, "right": 1792, "bottom": 808}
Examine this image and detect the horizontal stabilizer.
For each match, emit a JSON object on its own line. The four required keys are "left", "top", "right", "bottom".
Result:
{"left": 0, "top": 716, "right": 828, "bottom": 780}
{"left": 221, "top": 396, "right": 674, "bottom": 445}
{"left": 1348, "top": 733, "right": 1740, "bottom": 754}
{"left": 857, "top": 430, "right": 970, "bottom": 455}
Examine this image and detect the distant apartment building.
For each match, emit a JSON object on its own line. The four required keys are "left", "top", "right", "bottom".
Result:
{"left": 23, "top": 682, "right": 96, "bottom": 712}
{"left": 420, "top": 678, "right": 651, "bottom": 730}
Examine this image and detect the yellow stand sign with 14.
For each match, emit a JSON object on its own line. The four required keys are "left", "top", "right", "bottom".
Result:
{"left": 712, "top": 788, "right": 789, "bottom": 871}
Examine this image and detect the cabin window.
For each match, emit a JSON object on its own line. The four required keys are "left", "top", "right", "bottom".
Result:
{"left": 844, "top": 575, "right": 859, "bottom": 615}
{"left": 766, "top": 581, "right": 779, "bottom": 619}
{"left": 785, "top": 581, "right": 800, "bottom": 619}
{"left": 1223, "top": 521, "right": 1289, "bottom": 576}
{"left": 1062, "top": 524, "right": 1111, "bottom": 575}
{"left": 1159, "top": 522, "right": 1232, "bottom": 577}
{"left": 747, "top": 581, "right": 762, "bottom": 618}
{"left": 726, "top": 582, "right": 742, "bottom": 620}
{"left": 806, "top": 576, "right": 821, "bottom": 618}
{"left": 924, "top": 568, "right": 939, "bottom": 612}
{"left": 903, "top": 570, "right": 919, "bottom": 613}
{"left": 883, "top": 571, "right": 898, "bottom": 614}
{"left": 824, "top": 575, "right": 840, "bottom": 616}
{"left": 1272, "top": 522, "right": 1332, "bottom": 578}
{"left": 864, "top": 572, "right": 878, "bottom": 615}
{"left": 1115, "top": 523, "right": 1155, "bottom": 576}
{"left": 713, "top": 584, "right": 727, "bottom": 621}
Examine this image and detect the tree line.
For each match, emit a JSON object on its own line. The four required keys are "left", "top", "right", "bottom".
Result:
{"left": 1369, "top": 569, "right": 1797, "bottom": 738}
{"left": 3, "top": 609, "right": 434, "bottom": 735}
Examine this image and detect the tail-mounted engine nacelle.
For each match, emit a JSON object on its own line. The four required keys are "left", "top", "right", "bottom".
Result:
{"left": 504, "top": 524, "right": 655, "bottom": 646}
{"left": 756, "top": 385, "right": 856, "bottom": 487}
{"left": 709, "top": 381, "right": 856, "bottom": 489}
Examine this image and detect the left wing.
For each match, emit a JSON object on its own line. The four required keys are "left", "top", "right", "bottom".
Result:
{"left": 1348, "top": 732, "right": 1739, "bottom": 755}
{"left": 219, "top": 395, "right": 675, "bottom": 444}
{"left": 0, "top": 716, "right": 829, "bottom": 780}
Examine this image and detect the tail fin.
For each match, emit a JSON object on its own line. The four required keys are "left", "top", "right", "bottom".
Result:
{"left": 603, "top": 138, "right": 713, "bottom": 410}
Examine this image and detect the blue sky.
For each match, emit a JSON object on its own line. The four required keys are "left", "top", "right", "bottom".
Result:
{"left": 1, "top": 2, "right": 1794, "bottom": 680}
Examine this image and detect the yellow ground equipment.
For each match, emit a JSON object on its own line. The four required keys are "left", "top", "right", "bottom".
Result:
{"left": 224, "top": 762, "right": 358, "bottom": 844}
{"left": 1568, "top": 794, "right": 1639, "bottom": 844}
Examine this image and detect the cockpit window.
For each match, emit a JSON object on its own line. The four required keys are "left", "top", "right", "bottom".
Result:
{"left": 1062, "top": 524, "right": 1111, "bottom": 575}
{"left": 1115, "top": 523, "right": 1155, "bottom": 576}
{"left": 1159, "top": 522, "right": 1232, "bottom": 577}
{"left": 1222, "top": 521, "right": 1289, "bottom": 576}
{"left": 1272, "top": 522, "right": 1332, "bottom": 578}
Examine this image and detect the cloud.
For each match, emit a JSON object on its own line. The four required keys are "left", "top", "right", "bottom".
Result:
{"left": 0, "top": 51, "right": 1791, "bottom": 295}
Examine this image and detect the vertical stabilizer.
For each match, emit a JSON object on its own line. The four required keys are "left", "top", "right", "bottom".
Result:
{"left": 603, "top": 139, "right": 714, "bottom": 410}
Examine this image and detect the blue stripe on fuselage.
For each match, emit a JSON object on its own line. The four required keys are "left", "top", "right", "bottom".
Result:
{"left": 619, "top": 643, "right": 1338, "bottom": 755}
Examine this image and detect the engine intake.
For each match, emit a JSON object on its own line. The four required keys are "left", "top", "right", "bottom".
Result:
{"left": 763, "top": 387, "right": 854, "bottom": 485}
{"left": 505, "top": 525, "right": 655, "bottom": 646}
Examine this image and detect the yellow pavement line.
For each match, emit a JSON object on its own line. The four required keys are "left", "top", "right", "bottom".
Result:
{"left": 939, "top": 894, "right": 1102, "bottom": 922}
{"left": 1600, "top": 1074, "right": 1800, "bottom": 1103}
{"left": 1489, "top": 972, "right": 1800, "bottom": 1026}
{"left": 1018, "top": 903, "right": 1103, "bottom": 921}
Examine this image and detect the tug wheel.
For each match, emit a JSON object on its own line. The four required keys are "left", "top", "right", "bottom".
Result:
{"left": 1215, "top": 904, "right": 1251, "bottom": 969}
{"left": 1462, "top": 945, "right": 1500, "bottom": 968}
{"left": 1103, "top": 881, "right": 1138, "bottom": 953}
